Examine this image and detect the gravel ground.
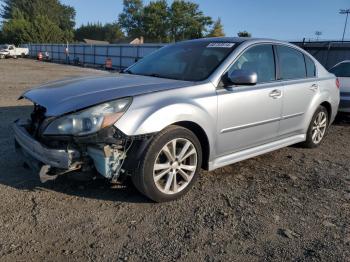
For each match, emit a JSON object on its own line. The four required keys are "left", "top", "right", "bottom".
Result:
{"left": 0, "top": 59, "right": 349, "bottom": 262}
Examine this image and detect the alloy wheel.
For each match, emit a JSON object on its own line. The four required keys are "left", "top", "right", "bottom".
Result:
{"left": 311, "top": 111, "right": 327, "bottom": 144}
{"left": 153, "top": 138, "right": 198, "bottom": 195}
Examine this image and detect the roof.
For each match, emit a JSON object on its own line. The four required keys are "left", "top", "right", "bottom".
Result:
{"left": 178, "top": 37, "right": 283, "bottom": 45}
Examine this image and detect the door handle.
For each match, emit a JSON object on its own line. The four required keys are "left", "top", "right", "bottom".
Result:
{"left": 269, "top": 89, "right": 282, "bottom": 99}
{"left": 309, "top": 83, "right": 318, "bottom": 91}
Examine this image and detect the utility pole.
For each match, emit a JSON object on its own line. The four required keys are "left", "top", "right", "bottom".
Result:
{"left": 340, "top": 9, "right": 350, "bottom": 41}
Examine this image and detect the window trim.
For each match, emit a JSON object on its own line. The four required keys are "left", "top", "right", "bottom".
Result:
{"left": 303, "top": 53, "right": 316, "bottom": 78}
{"left": 273, "top": 45, "right": 281, "bottom": 80}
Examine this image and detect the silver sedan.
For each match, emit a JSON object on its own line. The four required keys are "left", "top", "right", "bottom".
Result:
{"left": 14, "top": 38, "right": 340, "bottom": 202}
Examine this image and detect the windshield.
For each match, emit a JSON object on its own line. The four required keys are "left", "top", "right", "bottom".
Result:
{"left": 329, "top": 62, "right": 350, "bottom": 77}
{"left": 126, "top": 41, "right": 237, "bottom": 81}
{"left": 0, "top": 45, "right": 9, "bottom": 50}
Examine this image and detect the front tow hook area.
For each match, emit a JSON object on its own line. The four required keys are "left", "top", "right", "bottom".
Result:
{"left": 38, "top": 163, "right": 83, "bottom": 183}
{"left": 39, "top": 165, "right": 58, "bottom": 183}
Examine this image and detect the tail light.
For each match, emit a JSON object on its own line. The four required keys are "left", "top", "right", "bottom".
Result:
{"left": 336, "top": 78, "right": 340, "bottom": 89}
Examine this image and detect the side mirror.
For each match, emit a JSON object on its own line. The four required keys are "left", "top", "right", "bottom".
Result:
{"left": 226, "top": 69, "right": 258, "bottom": 86}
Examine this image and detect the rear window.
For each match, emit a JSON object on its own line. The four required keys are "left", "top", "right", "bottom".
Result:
{"left": 277, "top": 45, "right": 306, "bottom": 80}
{"left": 329, "top": 62, "right": 350, "bottom": 77}
{"left": 304, "top": 55, "right": 316, "bottom": 77}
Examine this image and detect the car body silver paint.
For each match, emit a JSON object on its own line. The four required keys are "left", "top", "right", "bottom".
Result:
{"left": 116, "top": 38, "right": 339, "bottom": 169}
{"left": 21, "top": 74, "right": 195, "bottom": 116}
{"left": 19, "top": 38, "right": 340, "bottom": 172}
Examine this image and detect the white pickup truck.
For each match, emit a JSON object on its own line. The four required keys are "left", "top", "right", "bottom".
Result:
{"left": 0, "top": 44, "right": 29, "bottom": 59}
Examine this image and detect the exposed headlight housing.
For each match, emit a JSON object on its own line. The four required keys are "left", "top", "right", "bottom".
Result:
{"left": 44, "top": 97, "right": 132, "bottom": 136}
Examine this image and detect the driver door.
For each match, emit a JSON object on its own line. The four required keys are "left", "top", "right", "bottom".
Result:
{"left": 216, "top": 44, "right": 283, "bottom": 156}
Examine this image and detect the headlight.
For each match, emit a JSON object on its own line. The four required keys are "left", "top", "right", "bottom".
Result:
{"left": 44, "top": 97, "right": 132, "bottom": 136}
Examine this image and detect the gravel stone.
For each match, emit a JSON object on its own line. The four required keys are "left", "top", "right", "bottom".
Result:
{"left": 0, "top": 59, "right": 349, "bottom": 261}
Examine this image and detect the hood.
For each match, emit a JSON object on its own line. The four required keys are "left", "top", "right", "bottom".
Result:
{"left": 21, "top": 74, "right": 194, "bottom": 116}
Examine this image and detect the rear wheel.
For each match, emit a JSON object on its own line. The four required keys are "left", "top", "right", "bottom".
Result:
{"left": 302, "top": 105, "right": 329, "bottom": 148}
{"left": 132, "top": 125, "right": 202, "bottom": 202}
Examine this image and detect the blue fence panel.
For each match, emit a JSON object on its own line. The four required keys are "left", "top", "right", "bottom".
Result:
{"left": 27, "top": 43, "right": 165, "bottom": 70}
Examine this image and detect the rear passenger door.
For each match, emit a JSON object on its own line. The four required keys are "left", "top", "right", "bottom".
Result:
{"left": 276, "top": 45, "right": 318, "bottom": 137}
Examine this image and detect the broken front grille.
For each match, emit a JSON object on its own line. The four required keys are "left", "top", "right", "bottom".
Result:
{"left": 29, "top": 104, "right": 47, "bottom": 137}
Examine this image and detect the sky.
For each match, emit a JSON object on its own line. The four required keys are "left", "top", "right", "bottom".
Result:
{"left": 10, "top": 0, "right": 350, "bottom": 41}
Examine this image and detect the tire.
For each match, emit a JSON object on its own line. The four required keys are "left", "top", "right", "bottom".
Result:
{"left": 301, "top": 105, "right": 329, "bottom": 148}
{"left": 0, "top": 55, "right": 4, "bottom": 59}
{"left": 131, "top": 125, "right": 202, "bottom": 202}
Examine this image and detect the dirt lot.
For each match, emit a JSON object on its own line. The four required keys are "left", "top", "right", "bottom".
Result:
{"left": 0, "top": 59, "right": 349, "bottom": 261}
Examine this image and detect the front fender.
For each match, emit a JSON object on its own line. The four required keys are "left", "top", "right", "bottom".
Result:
{"left": 115, "top": 88, "right": 218, "bottom": 158}
{"left": 129, "top": 103, "right": 212, "bottom": 134}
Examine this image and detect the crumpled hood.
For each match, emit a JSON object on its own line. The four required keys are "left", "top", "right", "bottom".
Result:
{"left": 21, "top": 74, "right": 194, "bottom": 116}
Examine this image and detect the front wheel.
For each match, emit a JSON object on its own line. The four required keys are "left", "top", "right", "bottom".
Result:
{"left": 302, "top": 105, "right": 329, "bottom": 148}
{"left": 132, "top": 125, "right": 202, "bottom": 202}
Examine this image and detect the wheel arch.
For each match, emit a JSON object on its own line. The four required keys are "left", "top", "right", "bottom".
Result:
{"left": 320, "top": 101, "right": 332, "bottom": 123}
{"left": 172, "top": 121, "right": 210, "bottom": 170}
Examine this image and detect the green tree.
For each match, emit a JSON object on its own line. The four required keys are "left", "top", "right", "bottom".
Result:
{"left": 118, "top": 0, "right": 144, "bottom": 38}
{"left": 1, "top": 0, "right": 75, "bottom": 31}
{"left": 0, "top": 12, "right": 32, "bottom": 45}
{"left": 169, "top": 0, "right": 213, "bottom": 41}
{"left": 143, "top": 0, "right": 169, "bottom": 42}
{"left": 237, "top": 31, "right": 252, "bottom": 37}
{"left": 1, "top": 14, "right": 66, "bottom": 44}
{"left": 208, "top": 18, "right": 225, "bottom": 37}
{"left": 118, "top": 0, "right": 213, "bottom": 42}
{"left": 75, "top": 22, "right": 124, "bottom": 43}
{"left": 0, "top": 0, "right": 75, "bottom": 43}
{"left": 31, "top": 15, "right": 66, "bottom": 43}
{"left": 103, "top": 23, "right": 125, "bottom": 43}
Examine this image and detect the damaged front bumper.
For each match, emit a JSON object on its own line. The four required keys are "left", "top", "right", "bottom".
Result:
{"left": 14, "top": 120, "right": 79, "bottom": 170}
{"left": 13, "top": 120, "right": 129, "bottom": 182}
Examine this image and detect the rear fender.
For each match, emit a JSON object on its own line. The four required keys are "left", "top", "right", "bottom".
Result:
{"left": 302, "top": 89, "right": 336, "bottom": 133}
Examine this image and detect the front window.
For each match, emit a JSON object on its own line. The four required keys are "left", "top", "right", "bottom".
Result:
{"left": 227, "top": 44, "right": 276, "bottom": 83}
{"left": 126, "top": 41, "right": 237, "bottom": 81}
{"left": 329, "top": 62, "right": 350, "bottom": 77}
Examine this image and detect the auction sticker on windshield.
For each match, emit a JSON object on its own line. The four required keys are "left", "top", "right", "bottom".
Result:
{"left": 207, "top": 43, "right": 235, "bottom": 48}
